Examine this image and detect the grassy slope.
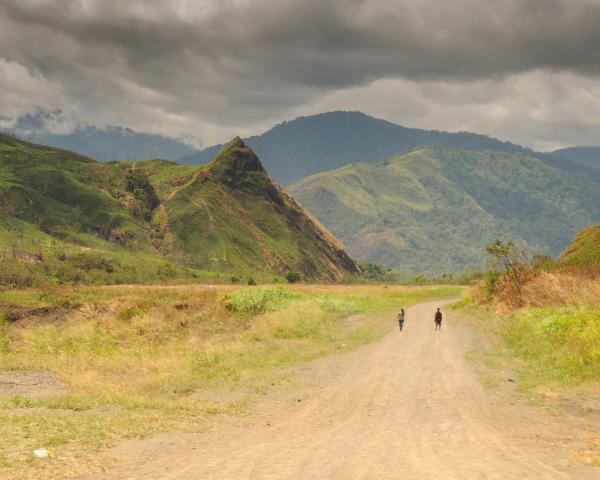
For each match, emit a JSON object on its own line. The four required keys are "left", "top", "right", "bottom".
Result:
{"left": 289, "top": 146, "right": 600, "bottom": 273}
{"left": 0, "top": 284, "right": 461, "bottom": 479}
{"left": 0, "top": 134, "right": 358, "bottom": 283}
{"left": 0, "top": 134, "right": 144, "bottom": 242}
{"left": 559, "top": 223, "right": 600, "bottom": 267}
{"left": 163, "top": 138, "right": 358, "bottom": 279}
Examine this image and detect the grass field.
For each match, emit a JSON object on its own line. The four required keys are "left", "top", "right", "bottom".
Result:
{"left": 0, "top": 283, "right": 461, "bottom": 479}
{"left": 454, "top": 273, "right": 600, "bottom": 395}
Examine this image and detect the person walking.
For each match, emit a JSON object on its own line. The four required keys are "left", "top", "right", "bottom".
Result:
{"left": 397, "top": 308, "right": 405, "bottom": 332}
{"left": 434, "top": 308, "right": 443, "bottom": 331}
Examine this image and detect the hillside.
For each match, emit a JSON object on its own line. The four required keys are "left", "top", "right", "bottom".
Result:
{"left": 180, "top": 111, "right": 553, "bottom": 185}
{"left": 7, "top": 108, "right": 197, "bottom": 161}
{"left": 551, "top": 146, "right": 600, "bottom": 172}
{"left": 158, "top": 138, "right": 357, "bottom": 278}
{"left": 559, "top": 223, "right": 600, "bottom": 267}
{"left": 0, "top": 133, "right": 357, "bottom": 284}
{"left": 288, "top": 146, "right": 600, "bottom": 274}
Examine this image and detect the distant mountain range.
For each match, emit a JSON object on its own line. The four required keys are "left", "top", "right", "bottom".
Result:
{"left": 180, "top": 111, "right": 589, "bottom": 185}
{"left": 0, "top": 133, "right": 357, "bottom": 282}
{"left": 5, "top": 109, "right": 197, "bottom": 161}
{"left": 4, "top": 109, "right": 600, "bottom": 277}
{"left": 551, "top": 146, "right": 600, "bottom": 171}
{"left": 288, "top": 146, "right": 600, "bottom": 273}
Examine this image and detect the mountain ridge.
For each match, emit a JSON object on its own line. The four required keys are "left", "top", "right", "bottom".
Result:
{"left": 551, "top": 146, "right": 600, "bottom": 172}
{"left": 4, "top": 108, "right": 198, "bottom": 162}
{"left": 180, "top": 111, "right": 585, "bottom": 184}
{"left": 288, "top": 145, "right": 600, "bottom": 273}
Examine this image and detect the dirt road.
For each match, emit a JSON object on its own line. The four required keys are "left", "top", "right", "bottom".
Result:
{"left": 87, "top": 301, "right": 598, "bottom": 479}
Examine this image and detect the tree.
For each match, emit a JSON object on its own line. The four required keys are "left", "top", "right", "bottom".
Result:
{"left": 486, "top": 240, "right": 528, "bottom": 295}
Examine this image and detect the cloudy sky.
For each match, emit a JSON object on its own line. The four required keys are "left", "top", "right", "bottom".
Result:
{"left": 1, "top": 0, "right": 600, "bottom": 150}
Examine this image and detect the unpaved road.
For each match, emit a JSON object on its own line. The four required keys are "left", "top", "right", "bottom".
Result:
{"left": 86, "top": 301, "right": 598, "bottom": 479}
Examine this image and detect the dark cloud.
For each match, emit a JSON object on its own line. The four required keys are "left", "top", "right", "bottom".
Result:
{"left": 1, "top": 0, "right": 600, "bottom": 147}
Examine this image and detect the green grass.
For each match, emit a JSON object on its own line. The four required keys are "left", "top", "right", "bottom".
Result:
{"left": 0, "top": 134, "right": 359, "bottom": 284}
{"left": 0, "top": 283, "right": 460, "bottom": 479}
{"left": 454, "top": 301, "right": 600, "bottom": 397}
{"left": 506, "top": 307, "right": 600, "bottom": 387}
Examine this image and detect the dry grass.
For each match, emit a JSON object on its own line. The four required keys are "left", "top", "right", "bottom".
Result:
{"left": 0, "top": 283, "right": 461, "bottom": 479}
{"left": 519, "top": 271, "right": 600, "bottom": 309}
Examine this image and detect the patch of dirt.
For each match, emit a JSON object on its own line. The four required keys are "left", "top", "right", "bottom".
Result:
{"left": 0, "top": 370, "right": 66, "bottom": 397}
{"left": 1, "top": 304, "right": 79, "bottom": 325}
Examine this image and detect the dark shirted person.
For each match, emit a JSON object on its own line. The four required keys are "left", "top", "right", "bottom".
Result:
{"left": 434, "top": 308, "right": 443, "bottom": 331}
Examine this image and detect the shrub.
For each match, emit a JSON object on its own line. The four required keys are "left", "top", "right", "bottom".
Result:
{"left": 0, "top": 262, "right": 39, "bottom": 288}
{"left": 188, "top": 348, "right": 225, "bottom": 370}
{"left": 224, "top": 287, "right": 298, "bottom": 315}
{"left": 285, "top": 271, "right": 301, "bottom": 284}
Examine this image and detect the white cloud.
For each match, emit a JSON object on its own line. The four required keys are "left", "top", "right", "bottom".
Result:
{"left": 0, "top": 58, "right": 66, "bottom": 127}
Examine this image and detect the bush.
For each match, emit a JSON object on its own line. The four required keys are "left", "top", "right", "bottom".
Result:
{"left": 285, "top": 271, "right": 301, "bottom": 284}
{"left": 484, "top": 270, "right": 500, "bottom": 298}
{"left": 70, "top": 253, "right": 115, "bottom": 272}
{"left": 357, "top": 262, "right": 391, "bottom": 281}
{"left": 224, "top": 287, "right": 298, "bottom": 315}
{"left": 0, "top": 261, "right": 40, "bottom": 288}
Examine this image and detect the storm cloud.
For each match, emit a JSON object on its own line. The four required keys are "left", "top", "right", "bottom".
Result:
{"left": 1, "top": 0, "right": 600, "bottom": 148}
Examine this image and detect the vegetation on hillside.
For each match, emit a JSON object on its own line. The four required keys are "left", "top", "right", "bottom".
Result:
{"left": 161, "top": 137, "right": 358, "bottom": 279}
{"left": 289, "top": 146, "right": 600, "bottom": 273}
{"left": 0, "top": 134, "right": 358, "bottom": 285}
{"left": 559, "top": 223, "right": 600, "bottom": 267}
{"left": 551, "top": 146, "right": 600, "bottom": 172}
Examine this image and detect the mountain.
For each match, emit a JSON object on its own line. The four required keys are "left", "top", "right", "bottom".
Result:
{"left": 288, "top": 146, "right": 600, "bottom": 274}
{"left": 551, "top": 146, "right": 600, "bottom": 172}
{"left": 0, "top": 133, "right": 357, "bottom": 283}
{"left": 157, "top": 137, "right": 357, "bottom": 277}
{"left": 559, "top": 224, "right": 600, "bottom": 267}
{"left": 180, "top": 111, "right": 551, "bottom": 185}
{"left": 6, "top": 109, "right": 197, "bottom": 161}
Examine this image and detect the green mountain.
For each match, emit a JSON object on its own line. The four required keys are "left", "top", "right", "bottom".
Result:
{"left": 0, "top": 133, "right": 357, "bottom": 284}
{"left": 551, "top": 146, "right": 600, "bottom": 172}
{"left": 156, "top": 137, "right": 357, "bottom": 277}
{"left": 180, "top": 111, "right": 573, "bottom": 185}
{"left": 559, "top": 224, "right": 600, "bottom": 267}
{"left": 288, "top": 146, "right": 600, "bottom": 274}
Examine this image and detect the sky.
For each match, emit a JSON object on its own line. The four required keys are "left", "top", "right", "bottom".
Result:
{"left": 1, "top": 0, "right": 600, "bottom": 151}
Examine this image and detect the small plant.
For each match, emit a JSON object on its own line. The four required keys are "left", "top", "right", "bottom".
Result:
{"left": 224, "top": 287, "right": 297, "bottom": 315}
{"left": 247, "top": 277, "right": 257, "bottom": 286}
{"left": 285, "top": 271, "right": 301, "bottom": 284}
{"left": 188, "top": 348, "right": 225, "bottom": 370}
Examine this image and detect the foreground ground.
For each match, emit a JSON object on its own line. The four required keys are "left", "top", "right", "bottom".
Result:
{"left": 0, "top": 284, "right": 459, "bottom": 479}
{"left": 83, "top": 301, "right": 598, "bottom": 479}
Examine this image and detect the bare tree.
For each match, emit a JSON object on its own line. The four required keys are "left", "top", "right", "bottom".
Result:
{"left": 486, "top": 240, "right": 528, "bottom": 295}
